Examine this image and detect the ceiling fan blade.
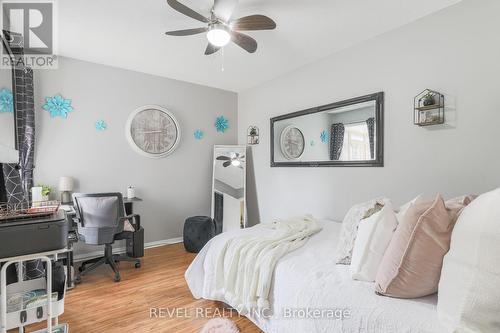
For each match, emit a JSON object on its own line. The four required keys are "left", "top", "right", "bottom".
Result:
{"left": 216, "top": 156, "right": 230, "bottom": 160}
{"left": 214, "top": 0, "right": 238, "bottom": 22}
{"left": 231, "top": 31, "right": 257, "bottom": 53}
{"left": 166, "top": 0, "right": 209, "bottom": 23}
{"left": 165, "top": 27, "right": 208, "bottom": 36}
{"left": 223, "top": 160, "right": 231, "bottom": 167}
{"left": 205, "top": 43, "right": 221, "bottom": 55}
{"left": 232, "top": 15, "right": 276, "bottom": 31}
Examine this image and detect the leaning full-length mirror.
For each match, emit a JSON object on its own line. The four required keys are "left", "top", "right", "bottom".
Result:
{"left": 271, "top": 92, "right": 384, "bottom": 167}
{"left": 211, "top": 145, "right": 247, "bottom": 233}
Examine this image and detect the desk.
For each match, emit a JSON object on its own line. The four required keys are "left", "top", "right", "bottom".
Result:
{"left": 123, "top": 197, "right": 142, "bottom": 215}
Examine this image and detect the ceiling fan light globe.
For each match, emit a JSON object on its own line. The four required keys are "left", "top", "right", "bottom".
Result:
{"left": 207, "top": 24, "right": 231, "bottom": 47}
{"left": 231, "top": 159, "right": 241, "bottom": 167}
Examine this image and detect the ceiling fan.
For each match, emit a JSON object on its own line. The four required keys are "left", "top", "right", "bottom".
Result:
{"left": 165, "top": 0, "right": 276, "bottom": 55}
{"left": 217, "top": 153, "right": 245, "bottom": 168}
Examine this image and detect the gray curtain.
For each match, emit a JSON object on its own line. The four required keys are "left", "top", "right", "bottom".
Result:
{"left": 366, "top": 117, "right": 375, "bottom": 159}
{"left": 2, "top": 30, "right": 35, "bottom": 205}
{"left": 214, "top": 192, "right": 223, "bottom": 235}
{"left": 330, "top": 123, "right": 345, "bottom": 161}
{"left": 2, "top": 31, "right": 40, "bottom": 280}
{"left": 0, "top": 165, "right": 7, "bottom": 202}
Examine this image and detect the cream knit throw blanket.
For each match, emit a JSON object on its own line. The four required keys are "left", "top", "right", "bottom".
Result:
{"left": 207, "top": 215, "right": 322, "bottom": 314}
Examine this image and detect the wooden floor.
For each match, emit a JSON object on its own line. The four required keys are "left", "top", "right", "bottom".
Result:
{"left": 22, "top": 244, "right": 262, "bottom": 333}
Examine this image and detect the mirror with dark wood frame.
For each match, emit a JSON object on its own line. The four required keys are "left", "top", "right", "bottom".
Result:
{"left": 270, "top": 92, "right": 384, "bottom": 167}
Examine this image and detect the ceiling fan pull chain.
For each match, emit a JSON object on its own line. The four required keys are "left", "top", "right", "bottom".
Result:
{"left": 221, "top": 47, "right": 225, "bottom": 72}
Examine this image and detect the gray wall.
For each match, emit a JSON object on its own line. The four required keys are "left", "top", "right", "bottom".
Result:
{"left": 34, "top": 57, "right": 237, "bottom": 255}
{"left": 238, "top": 0, "right": 500, "bottom": 223}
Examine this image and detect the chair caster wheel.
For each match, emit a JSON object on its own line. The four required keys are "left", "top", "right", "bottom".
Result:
{"left": 135, "top": 262, "right": 141, "bottom": 269}
{"left": 75, "top": 276, "right": 82, "bottom": 284}
{"left": 114, "top": 276, "right": 121, "bottom": 282}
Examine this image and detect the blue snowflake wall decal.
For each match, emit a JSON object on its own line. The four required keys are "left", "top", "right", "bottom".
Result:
{"left": 215, "top": 116, "right": 229, "bottom": 133}
{"left": 193, "top": 129, "right": 204, "bottom": 140}
{"left": 43, "top": 94, "right": 74, "bottom": 118}
{"left": 95, "top": 120, "right": 107, "bottom": 131}
{"left": 320, "top": 130, "right": 329, "bottom": 144}
{"left": 0, "top": 88, "right": 14, "bottom": 113}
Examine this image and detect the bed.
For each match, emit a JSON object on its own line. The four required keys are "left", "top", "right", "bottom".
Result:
{"left": 186, "top": 219, "right": 444, "bottom": 333}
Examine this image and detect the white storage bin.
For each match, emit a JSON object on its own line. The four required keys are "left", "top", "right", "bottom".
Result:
{"left": 0, "top": 277, "right": 65, "bottom": 330}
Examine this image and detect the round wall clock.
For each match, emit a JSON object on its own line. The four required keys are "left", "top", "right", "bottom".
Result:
{"left": 125, "top": 105, "right": 181, "bottom": 158}
{"left": 280, "top": 125, "right": 305, "bottom": 160}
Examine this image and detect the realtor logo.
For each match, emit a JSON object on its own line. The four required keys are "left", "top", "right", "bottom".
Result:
{"left": 1, "top": 0, "right": 57, "bottom": 69}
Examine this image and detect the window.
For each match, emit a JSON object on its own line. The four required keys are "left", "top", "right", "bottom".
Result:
{"left": 340, "top": 123, "right": 371, "bottom": 161}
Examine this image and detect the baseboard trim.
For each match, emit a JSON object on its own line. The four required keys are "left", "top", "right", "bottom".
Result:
{"left": 73, "top": 237, "right": 183, "bottom": 262}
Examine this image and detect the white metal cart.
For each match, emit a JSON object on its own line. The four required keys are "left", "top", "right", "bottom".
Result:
{"left": 0, "top": 248, "right": 69, "bottom": 333}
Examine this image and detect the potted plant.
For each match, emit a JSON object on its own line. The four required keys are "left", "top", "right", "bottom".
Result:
{"left": 38, "top": 184, "right": 52, "bottom": 201}
{"left": 422, "top": 91, "right": 436, "bottom": 106}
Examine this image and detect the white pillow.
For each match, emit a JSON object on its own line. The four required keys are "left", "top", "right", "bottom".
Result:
{"left": 438, "top": 188, "right": 500, "bottom": 332}
{"left": 396, "top": 194, "right": 424, "bottom": 223}
{"left": 350, "top": 204, "right": 398, "bottom": 282}
{"left": 335, "top": 197, "right": 391, "bottom": 265}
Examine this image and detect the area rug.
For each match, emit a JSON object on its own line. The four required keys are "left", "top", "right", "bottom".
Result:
{"left": 199, "top": 318, "right": 240, "bottom": 333}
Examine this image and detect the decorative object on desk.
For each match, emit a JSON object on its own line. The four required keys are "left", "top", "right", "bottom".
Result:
{"left": 193, "top": 129, "right": 204, "bottom": 140}
{"left": 0, "top": 88, "right": 14, "bottom": 113}
{"left": 43, "top": 94, "right": 74, "bottom": 119}
{"left": 215, "top": 115, "right": 229, "bottom": 133}
{"left": 37, "top": 184, "right": 52, "bottom": 201}
{"left": 280, "top": 125, "right": 305, "bottom": 160}
{"left": 126, "top": 105, "right": 181, "bottom": 158}
{"left": 127, "top": 185, "right": 135, "bottom": 199}
{"left": 414, "top": 89, "right": 445, "bottom": 127}
{"left": 320, "top": 130, "right": 329, "bottom": 144}
{"left": 247, "top": 126, "right": 259, "bottom": 145}
{"left": 31, "top": 186, "right": 43, "bottom": 204}
{"left": 58, "top": 177, "right": 74, "bottom": 203}
{"left": 95, "top": 120, "right": 107, "bottom": 131}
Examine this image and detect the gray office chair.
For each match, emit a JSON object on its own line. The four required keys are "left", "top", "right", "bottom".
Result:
{"left": 72, "top": 193, "right": 141, "bottom": 282}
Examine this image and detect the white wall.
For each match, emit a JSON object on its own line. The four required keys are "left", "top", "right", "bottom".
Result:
{"left": 238, "top": 0, "right": 500, "bottom": 223}
{"left": 34, "top": 57, "right": 237, "bottom": 254}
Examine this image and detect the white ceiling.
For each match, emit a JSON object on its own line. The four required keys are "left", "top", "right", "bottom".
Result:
{"left": 57, "top": 0, "right": 461, "bottom": 92}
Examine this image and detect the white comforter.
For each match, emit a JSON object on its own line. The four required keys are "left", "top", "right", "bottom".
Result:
{"left": 187, "top": 216, "right": 321, "bottom": 313}
{"left": 186, "top": 219, "right": 444, "bottom": 333}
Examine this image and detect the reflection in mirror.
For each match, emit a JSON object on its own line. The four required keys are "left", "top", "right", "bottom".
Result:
{"left": 211, "top": 145, "right": 247, "bottom": 233}
{"left": 271, "top": 92, "right": 383, "bottom": 167}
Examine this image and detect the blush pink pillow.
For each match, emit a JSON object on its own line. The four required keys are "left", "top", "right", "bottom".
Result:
{"left": 445, "top": 194, "right": 477, "bottom": 224}
{"left": 375, "top": 194, "right": 453, "bottom": 298}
